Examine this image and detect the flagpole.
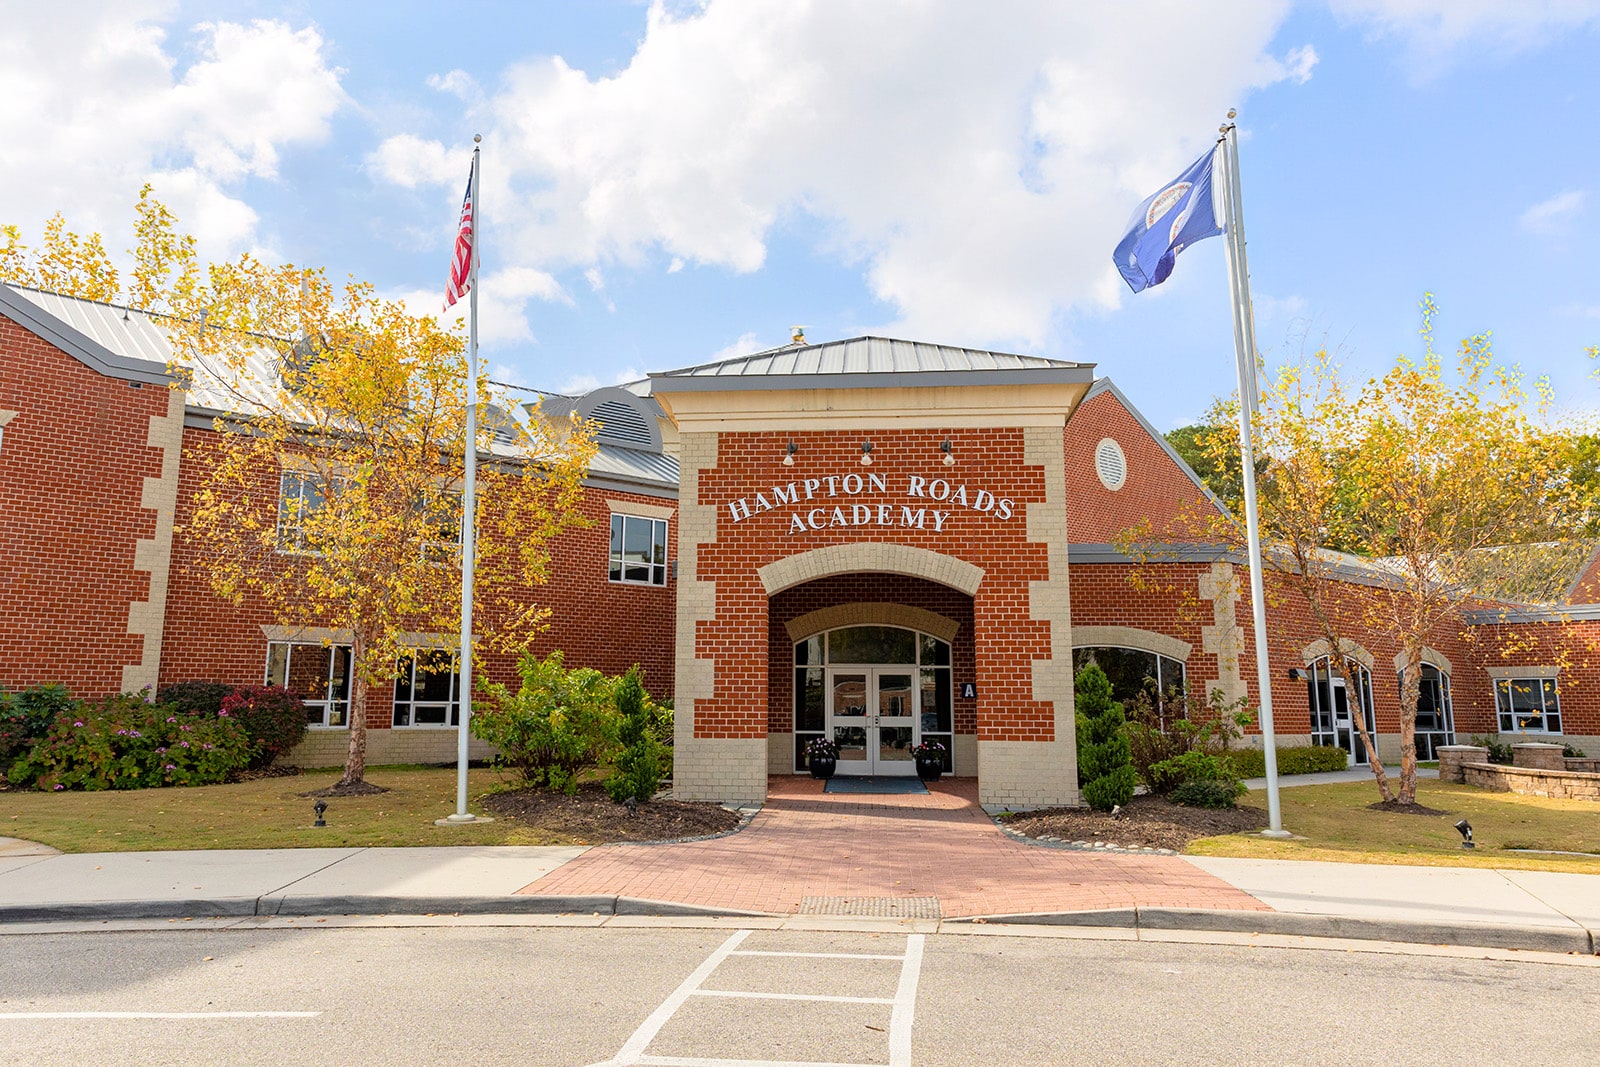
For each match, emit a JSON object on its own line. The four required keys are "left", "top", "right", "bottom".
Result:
{"left": 447, "top": 135, "right": 483, "bottom": 824}
{"left": 1217, "top": 111, "right": 1290, "bottom": 837}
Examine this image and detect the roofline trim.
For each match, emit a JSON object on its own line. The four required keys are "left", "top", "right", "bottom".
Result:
{"left": 649, "top": 366, "right": 1096, "bottom": 393}
{"left": 0, "top": 282, "right": 175, "bottom": 386}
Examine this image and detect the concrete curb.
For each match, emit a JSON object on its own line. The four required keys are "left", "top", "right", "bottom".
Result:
{"left": 4, "top": 895, "right": 1594, "bottom": 955}
{"left": 949, "top": 906, "right": 1599, "bottom": 955}
{"left": 0, "top": 895, "right": 775, "bottom": 924}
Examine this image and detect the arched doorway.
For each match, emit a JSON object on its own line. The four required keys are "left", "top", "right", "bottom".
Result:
{"left": 793, "top": 624, "right": 953, "bottom": 776}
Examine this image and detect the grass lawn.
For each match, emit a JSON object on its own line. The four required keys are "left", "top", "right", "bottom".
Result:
{"left": 1189, "top": 777, "right": 1600, "bottom": 873}
{"left": 1, "top": 766, "right": 596, "bottom": 852}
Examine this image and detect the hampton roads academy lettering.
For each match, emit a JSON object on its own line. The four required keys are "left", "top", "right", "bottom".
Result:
{"left": 725, "top": 472, "right": 1017, "bottom": 535}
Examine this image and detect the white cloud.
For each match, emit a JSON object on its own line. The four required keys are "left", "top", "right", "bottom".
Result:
{"left": 708, "top": 331, "right": 765, "bottom": 363}
{"left": 0, "top": 6, "right": 345, "bottom": 259}
{"left": 667, "top": 257, "right": 685, "bottom": 273}
{"left": 559, "top": 366, "right": 644, "bottom": 394}
{"left": 584, "top": 267, "right": 605, "bottom": 291}
{"left": 371, "top": 1, "right": 1312, "bottom": 349}
{"left": 426, "top": 70, "right": 480, "bottom": 100}
{"left": 1520, "top": 190, "right": 1586, "bottom": 233}
{"left": 1329, "top": 0, "right": 1600, "bottom": 75}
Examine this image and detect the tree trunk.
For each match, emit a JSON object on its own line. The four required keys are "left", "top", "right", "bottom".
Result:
{"left": 1395, "top": 646, "right": 1424, "bottom": 805}
{"left": 1335, "top": 657, "right": 1394, "bottom": 803}
{"left": 340, "top": 632, "right": 369, "bottom": 787}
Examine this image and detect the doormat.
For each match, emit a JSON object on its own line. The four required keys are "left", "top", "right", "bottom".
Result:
{"left": 823, "top": 776, "right": 928, "bottom": 794}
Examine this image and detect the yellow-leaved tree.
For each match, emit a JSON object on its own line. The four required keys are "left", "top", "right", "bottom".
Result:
{"left": 1194, "top": 297, "right": 1588, "bottom": 805}
{"left": 2, "top": 191, "right": 597, "bottom": 788}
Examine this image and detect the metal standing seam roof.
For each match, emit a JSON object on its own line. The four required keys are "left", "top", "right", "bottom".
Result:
{"left": 3, "top": 285, "right": 679, "bottom": 490}
{"left": 650, "top": 336, "right": 1092, "bottom": 388}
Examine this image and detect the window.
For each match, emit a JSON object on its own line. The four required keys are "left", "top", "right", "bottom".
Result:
{"left": 266, "top": 642, "right": 352, "bottom": 728}
{"left": 1496, "top": 677, "right": 1561, "bottom": 734}
{"left": 1305, "top": 657, "right": 1376, "bottom": 765}
{"left": 419, "top": 489, "right": 463, "bottom": 563}
{"left": 276, "top": 470, "right": 349, "bottom": 553}
{"left": 609, "top": 514, "right": 668, "bottom": 586}
{"left": 1405, "top": 663, "right": 1455, "bottom": 760}
{"left": 394, "top": 650, "right": 461, "bottom": 727}
{"left": 1071, "top": 646, "right": 1186, "bottom": 718}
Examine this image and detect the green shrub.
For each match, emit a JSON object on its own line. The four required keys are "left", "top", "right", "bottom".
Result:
{"left": 1148, "top": 749, "right": 1240, "bottom": 797}
{"left": 7, "top": 694, "right": 250, "bottom": 790}
{"left": 1125, "top": 685, "right": 1254, "bottom": 793}
{"left": 1563, "top": 742, "right": 1587, "bottom": 758}
{"left": 472, "top": 650, "right": 621, "bottom": 793}
{"left": 219, "top": 685, "right": 308, "bottom": 769}
{"left": 1170, "top": 778, "right": 1243, "bottom": 809}
{"left": 0, "top": 684, "right": 78, "bottom": 772}
{"left": 606, "top": 668, "right": 664, "bottom": 803}
{"left": 155, "top": 681, "right": 235, "bottom": 718}
{"left": 1075, "top": 664, "right": 1136, "bottom": 812}
{"left": 1226, "top": 744, "right": 1350, "bottom": 779}
{"left": 649, "top": 699, "right": 674, "bottom": 780}
{"left": 1469, "top": 735, "right": 1514, "bottom": 764}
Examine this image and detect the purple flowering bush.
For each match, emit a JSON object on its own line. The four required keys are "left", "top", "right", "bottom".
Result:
{"left": 6, "top": 694, "right": 249, "bottom": 790}
{"left": 0, "top": 684, "right": 78, "bottom": 774}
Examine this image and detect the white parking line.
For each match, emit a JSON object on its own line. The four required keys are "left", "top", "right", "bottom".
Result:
{"left": 589, "top": 929, "right": 927, "bottom": 1067}
{"left": 0, "top": 1011, "right": 320, "bottom": 1019}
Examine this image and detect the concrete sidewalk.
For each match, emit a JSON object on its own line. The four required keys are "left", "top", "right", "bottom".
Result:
{"left": 2, "top": 775, "right": 1596, "bottom": 956}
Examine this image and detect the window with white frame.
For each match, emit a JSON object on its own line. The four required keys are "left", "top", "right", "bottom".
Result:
{"left": 609, "top": 514, "right": 668, "bottom": 586}
{"left": 1496, "top": 677, "right": 1561, "bottom": 734}
{"left": 418, "top": 489, "right": 463, "bottom": 563}
{"left": 276, "top": 470, "right": 342, "bottom": 552}
{"left": 266, "top": 641, "right": 352, "bottom": 727}
{"left": 1404, "top": 663, "right": 1455, "bottom": 760}
{"left": 393, "top": 650, "right": 461, "bottom": 727}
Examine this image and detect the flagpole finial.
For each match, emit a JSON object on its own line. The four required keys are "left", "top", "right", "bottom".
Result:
{"left": 1227, "top": 108, "right": 1237, "bottom": 120}
{"left": 473, "top": 134, "right": 482, "bottom": 144}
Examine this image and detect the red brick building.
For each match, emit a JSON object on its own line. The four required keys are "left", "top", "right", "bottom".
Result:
{"left": 3, "top": 285, "right": 1596, "bottom": 802}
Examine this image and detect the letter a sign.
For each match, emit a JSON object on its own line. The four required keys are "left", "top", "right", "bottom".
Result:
{"left": 960, "top": 683, "right": 977, "bottom": 700}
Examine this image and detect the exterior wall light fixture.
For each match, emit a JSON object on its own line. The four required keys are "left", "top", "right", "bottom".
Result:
{"left": 860, "top": 441, "right": 874, "bottom": 466}
{"left": 783, "top": 440, "right": 797, "bottom": 466}
{"left": 940, "top": 439, "right": 955, "bottom": 467}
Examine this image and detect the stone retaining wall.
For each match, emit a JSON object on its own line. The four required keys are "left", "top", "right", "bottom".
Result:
{"left": 1460, "top": 761, "right": 1600, "bottom": 801}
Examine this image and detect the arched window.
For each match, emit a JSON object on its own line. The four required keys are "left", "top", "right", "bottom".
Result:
{"left": 1305, "top": 657, "right": 1376, "bottom": 766}
{"left": 1071, "top": 646, "right": 1186, "bottom": 717}
{"left": 793, "top": 626, "right": 953, "bottom": 773}
{"left": 1405, "top": 663, "right": 1455, "bottom": 760}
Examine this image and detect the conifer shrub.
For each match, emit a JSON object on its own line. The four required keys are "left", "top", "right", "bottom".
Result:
{"left": 607, "top": 667, "right": 665, "bottom": 803}
{"left": 1075, "top": 664, "right": 1136, "bottom": 812}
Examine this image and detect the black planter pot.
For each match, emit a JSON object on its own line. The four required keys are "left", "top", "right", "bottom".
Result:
{"left": 809, "top": 755, "right": 837, "bottom": 780}
{"left": 915, "top": 757, "right": 943, "bottom": 783}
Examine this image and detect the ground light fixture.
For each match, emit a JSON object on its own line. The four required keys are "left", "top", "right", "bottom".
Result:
{"left": 860, "top": 441, "right": 874, "bottom": 466}
{"left": 940, "top": 438, "right": 955, "bottom": 466}
{"left": 1454, "top": 818, "right": 1474, "bottom": 849}
{"left": 313, "top": 799, "right": 328, "bottom": 827}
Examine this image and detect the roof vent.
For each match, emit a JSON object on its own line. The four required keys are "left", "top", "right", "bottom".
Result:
{"left": 591, "top": 398, "right": 655, "bottom": 449}
{"left": 791, "top": 325, "right": 807, "bottom": 345}
{"left": 1094, "top": 438, "right": 1128, "bottom": 492}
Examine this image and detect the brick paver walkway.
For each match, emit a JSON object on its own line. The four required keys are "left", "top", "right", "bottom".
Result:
{"left": 518, "top": 777, "right": 1268, "bottom": 918}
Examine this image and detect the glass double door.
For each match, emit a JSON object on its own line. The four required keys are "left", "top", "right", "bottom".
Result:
{"left": 828, "top": 668, "right": 918, "bottom": 776}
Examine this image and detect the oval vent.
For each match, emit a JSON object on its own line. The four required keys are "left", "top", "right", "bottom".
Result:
{"left": 1094, "top": 438, "right": 1127, "bottom": 491}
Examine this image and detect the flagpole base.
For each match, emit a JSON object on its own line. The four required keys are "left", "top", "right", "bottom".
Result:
{"left": 1259, "top": 829, "right": 1294, "bottom": 839}
{"left": 436, "top": 813, "right": 494, "bottom": 827}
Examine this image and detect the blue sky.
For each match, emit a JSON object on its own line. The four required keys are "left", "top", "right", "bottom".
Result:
{"left": 3, "top": 2, "right": 1597, "bottom": 429}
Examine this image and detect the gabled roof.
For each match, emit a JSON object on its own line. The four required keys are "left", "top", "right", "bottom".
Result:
{"left": 650, "top": 335, "right": 1093, "bottom": 392}
{"left": 0, "top": 282, "right": 173, "bottom": 386}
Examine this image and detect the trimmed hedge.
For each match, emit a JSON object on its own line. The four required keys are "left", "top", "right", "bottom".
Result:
{"left": 1226, "top": 744, "right": 1352, "bottom": 779}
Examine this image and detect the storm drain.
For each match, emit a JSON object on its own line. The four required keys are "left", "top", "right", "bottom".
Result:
{"left": 799, "top": 895, "right": 942, "bottom": 919}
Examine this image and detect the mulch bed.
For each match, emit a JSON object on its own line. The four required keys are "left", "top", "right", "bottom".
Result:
{"left": 1000, "top": 794, "right": 1268, "bottom": 852}
{"left": 301, "top": 780, "right": 390, "bottom": 797}
{"left": 481, "top": 782, "right": 744, "bottom": 843}
{"left": 231, "top": 764, "right": 302, "bottom": 783}
{"left": 1368, "top": 799, "right": 1450, "bottom": 816}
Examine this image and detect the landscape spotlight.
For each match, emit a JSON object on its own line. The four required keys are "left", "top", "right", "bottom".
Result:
{"left": 314, "top": 799, "right": 328, "bottom": 827}
{"left": 1454, "top": 818, "right": 1474, "bottom": 849}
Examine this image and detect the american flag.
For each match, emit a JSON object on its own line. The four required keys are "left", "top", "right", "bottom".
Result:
{"left": 443, "top": 158, "right": 475, "bottom": 311}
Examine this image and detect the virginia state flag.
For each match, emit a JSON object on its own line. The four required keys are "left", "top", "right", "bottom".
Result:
{"left": 1114, "top": 146, "right": 1223, "bottom": 293}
